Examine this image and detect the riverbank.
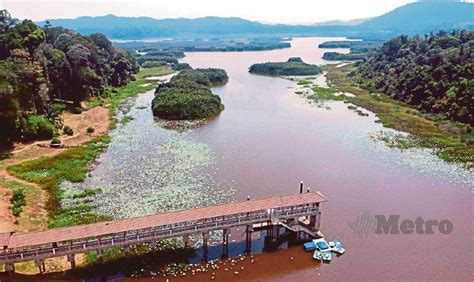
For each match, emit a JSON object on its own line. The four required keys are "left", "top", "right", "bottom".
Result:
{"left": 323, "top": 63, "right": 474, "bottom": 167}
{"left": 0, "top": 66, "right": 173, "bottom": 274}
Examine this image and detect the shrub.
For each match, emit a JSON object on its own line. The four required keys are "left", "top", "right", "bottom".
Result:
{"left": 63, "top": 126, "right": 73, "bottom": 136}
{"left": 173, "top": 63, "right": 192, "bottom": 71}
{"left": 23, "top": 115, "right": 54, "bottom": 140}
{"left": 87, "top": 127, "right": 95, "bottom": 134}
{"left": 72, "top": 107, "right": 83, "bottom": 114}
{"left": 11, "top": 188, "right": 26, "bottom": 217}
{"left": 51, "top": 103, "right": 66, "bottom": 116}
{"left": 51, "top": 137, "right": 61, "bottom": 145}
{"left": 288, "top": 57, "right": 303, "bottom": 62}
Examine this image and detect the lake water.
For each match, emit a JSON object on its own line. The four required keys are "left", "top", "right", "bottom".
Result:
{"left": 72, "top": 38, "right": 473, "bottom": 280}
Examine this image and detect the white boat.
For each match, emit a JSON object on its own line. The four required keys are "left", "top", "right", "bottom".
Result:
{"left": 313, "top": 250, "right": 323, "bottom": 261}
{"left": 322, "top": 252, "right": 332, "bottom": 261}
{"left": 332, "top": 239, "right": 346, "bottom": 255}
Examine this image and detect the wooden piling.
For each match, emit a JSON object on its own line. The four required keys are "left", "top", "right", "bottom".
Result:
{"left": 245, "top": 224, "right": 252, "bottom": 254}
{"left": 67, "top": 254, "right": 76, "bottom": 270}
{"left": 203, "top": 231, "right": 209, "bottom": 261}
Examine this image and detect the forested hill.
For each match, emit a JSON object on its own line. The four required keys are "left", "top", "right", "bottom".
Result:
{"left": 357, "top": 1, "right": 474, "bottom": 34}
{"left": 0, "top": 10, "right": 139, "bottom": 144}
{"left": 37, "top": 1, "right": 474, "bottom": 40}
{"left": 355, "top": 30, "right": 474, "bottom": 125}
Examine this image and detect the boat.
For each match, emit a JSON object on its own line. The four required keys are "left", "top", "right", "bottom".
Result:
{"left": 313, "top": 250, "right": 323, "bottom": 261}
{"left": 311, "top": 237, "right": 345, "bottom": 263}
{"left": 313, "top": 238, "right": 330, "bottom": 251}
{"left": 322, "top": 251, "right": 332, "bottom": 261}
{"left": 304, "top": 241, "right": 317, "bottom": 252}
{"left": 331, "top": 238, "right": 346, "bottom": 255}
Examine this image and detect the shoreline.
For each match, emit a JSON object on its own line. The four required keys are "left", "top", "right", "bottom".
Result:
{"left": 322, "top": 63, "right": 474, "bottom": 169}
{"left": 0, "top": 66, "right": 173, "bottom": 275}
{"left": 0, "top": 54, "right": 470, "bottom": 278}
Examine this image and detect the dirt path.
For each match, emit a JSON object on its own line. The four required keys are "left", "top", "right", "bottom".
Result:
{"left": 0, "top": 105, "right": 110, "bottom": 234}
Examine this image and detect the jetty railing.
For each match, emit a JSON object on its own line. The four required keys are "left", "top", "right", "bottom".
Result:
{"left": 0, "top": 191, "right": 326, "bottom": 274}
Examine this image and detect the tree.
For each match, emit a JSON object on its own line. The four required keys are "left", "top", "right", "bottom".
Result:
{"left": 0, "top": 61, "right": 20, "bottom": 144}
{"left": 34, "top": 43, "right": 71, "bottom": 100}
{"left": 0, "top": 10, "right": 139, "bottom": 143}
{"left": 356, "top": 31, "right": 474, "bottom": 125}
{"left": 88, "top": 33, "right": 113, "bottom": 54}
{"left": 0, "top": 10, "right": 17, "bottom": 33}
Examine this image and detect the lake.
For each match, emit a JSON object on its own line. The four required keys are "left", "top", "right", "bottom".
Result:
{"left": 72, "top": 37, "right": 473, "bottom": 280}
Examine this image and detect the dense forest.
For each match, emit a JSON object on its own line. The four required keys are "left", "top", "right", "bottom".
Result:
{"left": 322, "top": 52, "right": 367, "bottom": 61}
{"left": 152, "top": 68, "right": 227, "bottom": 120}
{"left": 249, "top": 57, "right": 322, "bottom": 76}
{"left": 355, "top": 30, "right": 474, "bottom": 125}
{"left": 318, "top": 40, "right": 383, "bottom": 53}
{"left": 115, "top": 37, "right": 291, "bottom": 52}
{"left": 170, "top": 68, "right": 229, "bottom": 86}
{"left": 319, "top": 40, "right": 383, "bottom": 61}
{"left": 0, "top": 10, "right": 139, "bottom": 144}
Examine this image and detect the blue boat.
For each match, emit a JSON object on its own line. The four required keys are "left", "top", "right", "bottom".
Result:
{"left": 304, "top": 241, "right": 316, "bottom": 252}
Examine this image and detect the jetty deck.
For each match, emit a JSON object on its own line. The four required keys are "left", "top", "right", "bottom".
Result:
{"left": 0, "top": 191, "right": 326, "bottom": 274}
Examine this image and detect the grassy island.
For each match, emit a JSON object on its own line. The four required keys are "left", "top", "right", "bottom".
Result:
{"left": 249, "top": 57, "right": 322, "bottom": 76}
{"left": 152, "top": 68, "right": 227, "bottom": 120}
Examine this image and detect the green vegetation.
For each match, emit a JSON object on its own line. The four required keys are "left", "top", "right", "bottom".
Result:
{"left": 136, "top": 65, "right": 174, "bottom": 79}
{"left": 77, "top": 241, "right": 194, "bottom": 278}
{"left": 297, "top": 79, "right": 312, "bottom": 86}
{"left": 152, "top": 68, "right": 227, "bottom": 120}
{"left": 0, "top": 10, "right": 139, "bottom": 144}
{"left": 10, "top": 188, "right": 26, "bottom": 217}
{"left": 173, "top": 63, "right": 192, "bottom": 71}
{"left": 308, "top": 87, "right": 345, "bottom": 102}
{"left": 88, "top": 65, "right": 172, "bottom": 117}
{"left": 119, "top": 116, "right": 134, "bottom": 124}
{"left": 135, "top": 49, "right": 184, "bottom": 66}
{"left": 171, "top": 68, "right": 229, "bottom": 86}
{"left": 6, "top": 65, "right": 172, "bottom": 228}
{"left": 319, "top": 40, "right": 384, "bottom": 61}
{"left": 72, "top": 188, "right": 102, "bottom": 199}
{"left": 8, "top": 136, "right": 112, "bottom": 227}
{"left": 116, "top": 37, "right": 291, "bottom": 53}
{"left": 355, "top": 30, "right": 474, "bottom": 126}
{"left": 63, "top": 125, "right": 73, "bottom": 136}
{"left": 249, "top": 57, "right": 322, "bottom": 76}
{"left": 71, "top": 107, "right": 83, "bottom": 114}
{"left": 325, "top": 63, "right": 474, "bottom": 164}
{"left": 152, "top": 79, "right": 224, "bottom": 120}
{"left": 50, "top": 137, "right": 61, "bottom": 145}
{"left": 23, "top": 115, "right": 54, "bottom": 140}
{"left": 318, "top": 40, "right": 383, "bottom": 53}
{"left": 322, "top": 52, "right": 367, "bottom": 61}
{"left": 0, "top": 177, "right": 43, "bottom": 227}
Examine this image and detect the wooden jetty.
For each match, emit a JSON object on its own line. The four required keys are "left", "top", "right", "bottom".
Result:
{"left": 0, "top": 190, "right": 326, "bottom": 275}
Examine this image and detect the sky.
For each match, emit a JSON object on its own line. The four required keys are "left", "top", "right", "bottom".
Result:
{"left": 0, "top": 0, "right": 423, "bottom": 24}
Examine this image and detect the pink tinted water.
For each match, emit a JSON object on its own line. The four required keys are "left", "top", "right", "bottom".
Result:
{"left": 171, "top": 37, "right": 473, "bottom": 280}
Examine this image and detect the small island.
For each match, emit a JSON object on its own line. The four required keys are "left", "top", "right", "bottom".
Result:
{"left": 152, "top": 68, "right": 228, "bottom": 120}
{"left": 170, "top": 68, "right": 229, "bottom": 86}
{"left": 322, "top": 52, "right": 366, "bottom": 61}
{"left": 249, "top": 57, "right": 322, "bottom": 76}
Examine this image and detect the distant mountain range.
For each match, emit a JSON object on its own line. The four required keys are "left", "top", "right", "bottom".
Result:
{"left": 37, "top": 1, "right": 474, "bottom": 39}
